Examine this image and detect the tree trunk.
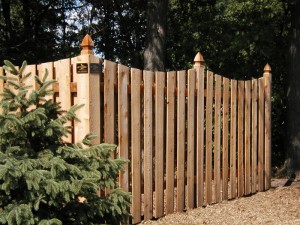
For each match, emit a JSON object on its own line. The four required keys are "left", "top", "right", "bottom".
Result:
{"left": 285, "top": 0, "right": 300, "bottom": 175}
{"left": 143, "top": 0, "right": 167, "bottom": 71}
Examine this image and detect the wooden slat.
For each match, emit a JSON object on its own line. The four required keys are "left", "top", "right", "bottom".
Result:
{"left": 237, "top": 81, "right": 245, "bottom": 197}
{"left": 155, "top": 71, "right": 165, "bottom": 218}
{"left": 23, "top": 64, "right": 37, "bottom": 91}
{"left": 5, "top": 65, "right": 20, "bottom": 110}
{"left": 70, "top": 58, "right": 78, "bottom": 109}
{"left": 37, "top": 62, "right": 54, "bottom": 101}
{"left": 258, "top": 78, "right": 264, "bottom": 192}
{"left": 131, "top": 68, "right": 142, "bottom": 224}
{"left": 118, "top": 64, "right": 130, "bottom": 191}
{"left": 222, "top": 77, "right": 230, "bottom": 201}
{"left": 206, "top": 70, "right": 213, "bottom": 205}
{"left": 251, "top": 79, "right": 258, "bottom": 194}
{"left": 230, "top": 80, "right": 237, "bottom": 199}
{"left": 23, "top": 65, "right": 37, "bottom": 111}
{"left": 214, "top": 74, "right": 222, "bottom": 203}
{"left": 166, "top": 71, "right": 176, "bottom": 214}
{"left": 54, "top": 59, "right": 72, "bottom": 143}
{"left": 104, "top": 60, "right": 117, "bottom": 145}
{"left": 264, "top": 72, "right": 272, "bottom": 190}
{"left": 196, "top": 67, "right": 205, "bottom": 207}
{"left": 73, "top": 55, "right": 90, "bottom": 142}
{"left": 73, "top": 55, "right": 90, "bottom": 143}
{"left": 176, "top": 70, "right": 186, "bottom": 212}
{"left": 88, "top": 55, "right": 101, "bottom": 145}
{"left": 245, "top": 81, "right": 251, "bottom": 195}
{"left": 5, "top": 66, "right": 17, "bottom": 91}
{"left": 187, "top": 69, "right": 195, "bottom": 209}
{"left": 143, "top": 70, "right": 153, "bottom": 220}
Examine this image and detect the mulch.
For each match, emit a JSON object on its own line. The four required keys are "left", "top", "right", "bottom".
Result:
{"left": 141, "top": 177, "right": 300, "bottom": 225}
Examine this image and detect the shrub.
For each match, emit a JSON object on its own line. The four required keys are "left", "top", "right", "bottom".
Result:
{"left": 0, "top": 61, "right": 130, "bottom": 225}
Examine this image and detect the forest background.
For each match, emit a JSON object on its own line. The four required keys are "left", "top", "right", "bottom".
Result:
{"left": 1, "top": 0, "right": 299, "bottom": 175}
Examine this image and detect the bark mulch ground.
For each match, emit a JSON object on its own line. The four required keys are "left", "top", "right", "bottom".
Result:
{"left": 141, "top": 177, "right": 300, "bottom": 225}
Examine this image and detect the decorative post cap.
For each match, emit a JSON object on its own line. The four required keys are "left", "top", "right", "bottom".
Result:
{"left": 194, "top": 52, "right": 205, "bottom": 68}
{"left": 81, "top": 34, "right": 94, "bottom": 55}
{"left": 264, "top": 63, "right": 271, "bottom": 73}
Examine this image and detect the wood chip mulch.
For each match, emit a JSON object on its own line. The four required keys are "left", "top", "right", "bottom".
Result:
{"left": 141, "top": 178, "right": 300, "bottom": 225}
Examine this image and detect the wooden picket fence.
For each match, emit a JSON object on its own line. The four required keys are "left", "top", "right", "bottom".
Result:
{"left": 0, "top": 35, "right": 272, "bottom": 224}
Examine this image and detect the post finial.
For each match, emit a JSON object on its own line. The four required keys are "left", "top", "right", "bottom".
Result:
{"left": 194, "top": 52, "right": 205, "bottom": 68}
{"left": 264, "top": 63, "right": 271, "bottom": 73}
{"left": 81, "top": 34, "right": 94, "bottom": 55}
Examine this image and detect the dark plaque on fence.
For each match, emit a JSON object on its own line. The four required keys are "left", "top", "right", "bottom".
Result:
{"left": 76, "top": 63, "right": 88, "bottom": 73}
{"left": 90, "top": 63, "right": 101, "bottom": 73}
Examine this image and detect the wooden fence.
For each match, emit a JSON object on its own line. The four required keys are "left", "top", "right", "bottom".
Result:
{"left": 0, "top": 35, "right": 272, "bottom": 224}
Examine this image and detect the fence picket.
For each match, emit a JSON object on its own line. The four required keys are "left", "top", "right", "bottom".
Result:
{"left": 37, "top": 62, "right": 54, "bottom": 101}
{"left": 187, "top": 69, "right": 195, "bottom": 209}
{"left": 131, "top": 68, "right": 142, "bottom": 224}
{"left": 251, "top": 79, "right": 258, "bottom": 193}
{"left": 222, "top": 77, "right": 230, "bottom": 200}
{"left": 72, "top": 56, "right": 89, "bottom": 143}
{"left": 214, "top": 74, "right": 222, "bottom": 203}
{"left": 230, "top": 80, "right": 237, "bottom": 199}
{"left": 206, "top": 70, "right": 213, "bottom": 205}
{"left": 155, "top": 71, "right": 165, "bottom": 218}
{"left": 196, "top": 67, "right": 205, "bottom": 207}
{"left": 258, "top": 78, "right": 265, "bottom": 191}
{"left": 264, "top": 66, "right": 272, "bottom": 190}
{"left": 245, "top": 81, "right": 251, "bottom": 195}
{"left": 23, "top": 65, "right": 37, "bottom": 111}
{"left": 177, "top": 70, "right": 186, "bottom": 212}
{"left": 166, "top": 71, "right": 176, "bottom": 214}
{"left": 118, "top": 64, "right": 130, "bottom": 191}
{"left": 104, "top": 60, "right": 116, "bottom": 145}
{"left": 88, "top": 55, "right": 102, "bottom": 145}
{"left": 143, "top": 70, "right": 153, "bottom": 220}
{"left": 23, "top": 64, "right": 37, "bottom": 91}
{"left": 238, "top": 81, "right": 245, "bottom": 197}
{"left": 55, "top": 59, "right": 72, "bottom": 142}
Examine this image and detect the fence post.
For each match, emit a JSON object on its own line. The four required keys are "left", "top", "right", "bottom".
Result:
{"left": 194, "top": 52, "right": 205, "bottom": 207}
{"left": 73, "top": 34, "right": 101, "bottom": 144}
{"left": 264, "top": 64, "right": 272, "bottom": 190}
{"left": 194, "top": 52, "right": 205, "bottom": 69}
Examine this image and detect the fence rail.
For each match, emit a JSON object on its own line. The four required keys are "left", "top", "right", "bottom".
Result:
{"left": 0, "top": 35, "right": 272, "bottom": 224}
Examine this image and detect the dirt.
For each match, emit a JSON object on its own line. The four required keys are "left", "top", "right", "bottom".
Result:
{"left": 141, "top": 178, "right": 300, "bottom": 225}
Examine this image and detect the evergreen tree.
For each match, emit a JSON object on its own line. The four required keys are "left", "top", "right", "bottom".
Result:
{"left": 0, "top": 61, "right": 130, "bottom": 225}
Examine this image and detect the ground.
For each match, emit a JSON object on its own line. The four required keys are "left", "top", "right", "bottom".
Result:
{"left": 141, "top": 177, "right": 300, "bottom": 225}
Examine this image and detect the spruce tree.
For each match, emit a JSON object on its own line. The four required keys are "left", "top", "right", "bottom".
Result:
{"left": 0, "top": 61, "right": 130, "bottom": 225}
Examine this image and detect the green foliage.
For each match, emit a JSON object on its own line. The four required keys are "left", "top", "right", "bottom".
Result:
{"left": 0, "top": 1, "right": 81, "bottom": 65}
{"left": 166, "top": 0, "right": 289, "bottom": 167}
{"left": 0, "top": 61, "right": 131, "bottom": 225}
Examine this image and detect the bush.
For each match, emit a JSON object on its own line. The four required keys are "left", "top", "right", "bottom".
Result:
{"left": 0, "top": 61, "right": 131, "bottom": 225}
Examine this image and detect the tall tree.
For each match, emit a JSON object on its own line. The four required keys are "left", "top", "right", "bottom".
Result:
{"left": 285, "top": 0, "right": 300, "bottom": 175}
{"left": 0, "top": 0, "right": 81, "bottom": 64}
{"left": 83, "top": 0, "right": 147, "bottom": 68}
{"left": 143, "top": 0, "right": 168, "bottom": 71}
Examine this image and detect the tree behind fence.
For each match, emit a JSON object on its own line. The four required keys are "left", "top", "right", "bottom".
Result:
{"left": 0, "top": 35, "right": 272, "bottom": 224}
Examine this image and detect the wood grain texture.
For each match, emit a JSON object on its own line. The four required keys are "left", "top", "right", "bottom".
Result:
{"left": 177, "top": 70, "right": 186, "bottom": 212}
{"left": 155, "top": 71, "right": 165, "bottom": 218}
{"left": 143, "top": 70, "right": 153, "bottom": 220}
{"left": 196, "top": 67, "right": 205, "bottom": 207}
{"left": 166, "top": 71, "right": 176, "bottom": 214}
{"left": 131, "top": 68, "right": 142, "bottom": 224}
